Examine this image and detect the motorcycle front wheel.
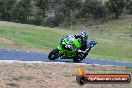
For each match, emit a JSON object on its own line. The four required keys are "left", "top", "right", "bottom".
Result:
{"left": 48, "top": 48, "right": 59, "bottom": 60}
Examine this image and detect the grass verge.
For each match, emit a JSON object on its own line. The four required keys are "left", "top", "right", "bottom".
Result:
{"left": 0, "top": 15, "right": 132, "bottom": 62}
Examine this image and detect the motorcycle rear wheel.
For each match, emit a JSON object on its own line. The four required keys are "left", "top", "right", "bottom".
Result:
{"left": 73, "top": 53, "right": 84, "bottom": 62}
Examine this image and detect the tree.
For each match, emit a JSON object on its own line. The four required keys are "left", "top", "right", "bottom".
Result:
{"left": 82, "top": 0, "right": 107, "bottom": 19}
{"left": 105, "top": 0, "right": 125, "bottom": 19}
{"left": 58, "top": 0, "right": 82, "bottom": 24}
{"left": 34, "top": 0, "right": 48, "bottom": 19}
{"left": 12, "top": 0, "right": 31, "bottom": 23}
{"left": 126, "top": 0, "right": 132, "bottom": 14}
{"left": 0, "top": 0, "right": 15, "bottom": 20}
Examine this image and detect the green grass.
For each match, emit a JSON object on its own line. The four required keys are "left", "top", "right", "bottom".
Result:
{"left": 89, "top": 32, "right": 132, "bottom": 62}
{"left": 64, "top": 15, "right": 132, "bottom": 62}
{"left": 0, "top": 22, "right": 67, "bottom": 52}
{"left": 0, "top": 15, "right": 132, "bottom": 62}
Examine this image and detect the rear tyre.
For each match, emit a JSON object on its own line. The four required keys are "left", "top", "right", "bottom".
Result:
{"left": 73, "top": 53, "right": 84, "bottom": 62}
{"left": 48, "top": 48, "right": 59, "bottom": 60}
{"left": 82, "top": 52, "right": 88, "bottom": 59}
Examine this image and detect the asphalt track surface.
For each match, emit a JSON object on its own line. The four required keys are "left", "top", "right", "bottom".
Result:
{"left": 0, "top": 49, "right": 132, "bottom": 66}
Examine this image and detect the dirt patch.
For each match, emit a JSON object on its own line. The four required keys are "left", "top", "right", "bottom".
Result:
{"left": 0, "top": 37, "right": 15, "bottom": 45}
{"left": 0, "top": 62, "right": 131, "bottom": 88}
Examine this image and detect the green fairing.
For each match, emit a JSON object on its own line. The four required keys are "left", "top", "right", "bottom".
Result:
{"left": 65, "top": 50, "right": 76, "bottom": 57}
{"left": 58, "top": 36, "right": 82, "bottom": 51}
{"left": 74, "top": 38, "right": 81, "bottom": 49}
{"left": 58, "top": 46, "right": 64, "bottom": 51}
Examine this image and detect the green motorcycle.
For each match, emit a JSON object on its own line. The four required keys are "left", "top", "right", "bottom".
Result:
{"left": 48, "top": 35, "right": 97, "bottom": 62}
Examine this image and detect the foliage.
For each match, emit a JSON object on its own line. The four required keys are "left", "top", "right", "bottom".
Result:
{"left": 11, "top": 0, "right": 31, "bottom": 23}
{"left": 34, "top": 0, "right": 48, "bottom": 18}
{"left": 0, "top": 0, "right": 16, "bottom": 20}
{"left": 126, "top": 0, "right": 132, "bottom": 14}
{"left": 0, "top": 0, "right": 130, "bottom": 26}
{"left": 56, "top": 0, "right": 83, "bottom": 25}
{"left": 105, "top": 0, "right": 125, "bottom": 19}
{"left": 82, "top": 0, "right": 108, "bottom": 19}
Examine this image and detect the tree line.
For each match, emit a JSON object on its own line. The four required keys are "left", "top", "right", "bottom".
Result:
{"left": 0, "top": 0, "right": 132, "bottom": 27}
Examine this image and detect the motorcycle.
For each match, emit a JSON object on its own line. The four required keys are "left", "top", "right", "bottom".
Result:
{"left": 48, "top": 35, "right": 97, "bottom": 62}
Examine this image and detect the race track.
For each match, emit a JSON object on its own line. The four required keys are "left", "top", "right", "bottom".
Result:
{"left": 0, "top": 49, "right": 132, "bottom": 66}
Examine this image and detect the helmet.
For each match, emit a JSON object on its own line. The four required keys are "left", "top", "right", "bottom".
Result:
{"left": 80, "top": 31, "right": 88, "bottom": 39}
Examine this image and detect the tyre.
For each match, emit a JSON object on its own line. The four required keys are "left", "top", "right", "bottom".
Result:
{"left": 73, "top": 53, "right": 84, "bottom": 62}
{"left": 48, "top": 48, "right": 59, "bottom": 60}
{"left": 82, "top": 52, "right": 88, "bottom": 59}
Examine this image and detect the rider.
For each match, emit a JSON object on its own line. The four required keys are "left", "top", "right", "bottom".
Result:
{"left": 74, "top": 31, "right": 90, "bottom": 59}
{"left": 60, "top": 31, "right": 89, "bottom": 52}
{"left": 74, "top": 31, "right": 89, "bottom": 51}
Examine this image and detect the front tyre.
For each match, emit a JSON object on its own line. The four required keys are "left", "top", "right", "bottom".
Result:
{"left": 48, "top": 48, "right": 59, "bottom": 60}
